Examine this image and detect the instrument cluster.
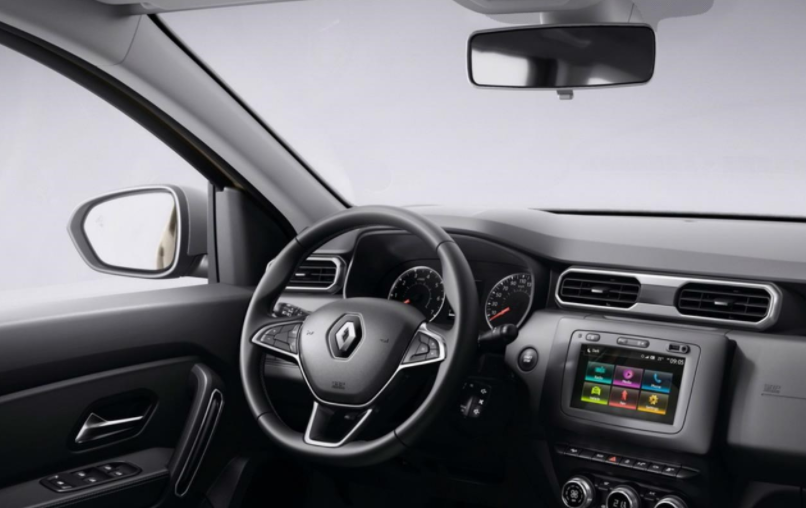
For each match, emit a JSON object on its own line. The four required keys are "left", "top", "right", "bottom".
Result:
{"left": 387, "top": 266, "right": 535, "bottom": 329}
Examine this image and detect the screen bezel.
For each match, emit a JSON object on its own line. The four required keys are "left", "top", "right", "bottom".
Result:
{"left": 560, "top": 330, "right": 700, "bottom": 435}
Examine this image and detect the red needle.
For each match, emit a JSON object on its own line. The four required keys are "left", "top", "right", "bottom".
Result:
{"left": 490, "top": 307, "right": 511, "bottom": 321}
{"left": 403, "top": 299, "right": 411, "bottom": 304}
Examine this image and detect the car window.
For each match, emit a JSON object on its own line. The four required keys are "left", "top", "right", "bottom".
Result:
{"left": 0, "top": 46, "right": 208, "bottom": 309}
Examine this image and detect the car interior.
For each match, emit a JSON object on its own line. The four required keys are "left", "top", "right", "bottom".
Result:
{"left": 1, "top": 1, "right": 805, "bottom": 508}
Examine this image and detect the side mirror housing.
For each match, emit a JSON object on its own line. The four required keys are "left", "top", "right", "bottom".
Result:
{"left": 68, "top": 185, "right": 207, "bottom": 279}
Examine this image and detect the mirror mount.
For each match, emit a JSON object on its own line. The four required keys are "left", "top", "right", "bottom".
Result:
{"left": 68, "top": 185, "right": 208, "bottom": 279}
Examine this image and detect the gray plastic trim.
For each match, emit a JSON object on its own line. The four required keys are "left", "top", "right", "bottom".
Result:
{"left": 556, "top": 267, "right": 782, "bottom": 330}
{"left": 536, "top": 315, "right": 729, "bottom": 455}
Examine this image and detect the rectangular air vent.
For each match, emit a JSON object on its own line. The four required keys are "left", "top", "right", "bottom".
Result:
{"left": 676, "top": 283, "right": 773, "bottom": 323}
{"left": 288, "top": 256, "right": 344, "bottom": 292}
{"left": 558, "top": 271, "right": 640, "bottom": 308}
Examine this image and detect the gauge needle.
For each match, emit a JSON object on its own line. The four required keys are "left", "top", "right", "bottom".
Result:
{"left": 490, "top": 307, "right": 511, "bottom": 321}
{"left": 403, "top": 299, "right": 411, "bottom": 304}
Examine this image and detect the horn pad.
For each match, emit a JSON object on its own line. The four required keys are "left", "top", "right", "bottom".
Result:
{"left": 299, "top": 298, "right": 425, "bottom": 405}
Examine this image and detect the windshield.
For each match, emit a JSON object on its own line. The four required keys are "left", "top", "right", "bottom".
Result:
{"left": 164, "top": 0, "right": 806, "bottom": 217}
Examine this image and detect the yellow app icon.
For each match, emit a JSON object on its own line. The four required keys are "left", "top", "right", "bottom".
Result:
{"left": 637, "top": 391, "right": 669, "bottom": 415}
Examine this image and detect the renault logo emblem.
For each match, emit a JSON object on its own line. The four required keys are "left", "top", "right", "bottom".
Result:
{"left": 336, "top": 322, "right": 358, "bottom": 352}
{"left": 328, "top": 314, "right": 363, "bottom": 358}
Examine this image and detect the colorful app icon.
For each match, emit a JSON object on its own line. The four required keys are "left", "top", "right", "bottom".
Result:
{"left": 608, "top": 387, "right": 640, "bottom": 410}
{"left": 585, "top": 362, "right": 614, "bottom": 384}
{"left": 613, "top": 365, "right": 644, "bottom": 388}
{"left": 641, "top": 370, "right": 673, "bottom": 393}
{"left": 637, "top": 391, "right": 669, "bottom": 415}
{"left": 581, "top": 382, "right": 611, "bottom": 405}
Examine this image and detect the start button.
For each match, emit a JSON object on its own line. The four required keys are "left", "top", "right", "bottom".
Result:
{"left": 518, "top": 347, "right": 538, "bottom": 372}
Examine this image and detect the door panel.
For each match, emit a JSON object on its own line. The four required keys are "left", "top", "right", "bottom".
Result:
{"left": 0, "top": 284, "right": 255, "bottom": 507}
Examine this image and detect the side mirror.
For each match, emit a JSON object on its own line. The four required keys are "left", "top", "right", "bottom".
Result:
{"left": 68, "top": 185, "right": 207, "bottom": 279}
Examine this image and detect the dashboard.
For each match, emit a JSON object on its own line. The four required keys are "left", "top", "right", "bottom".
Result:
{"left": 274, "top": 209, "right": 806, "bottom": 508}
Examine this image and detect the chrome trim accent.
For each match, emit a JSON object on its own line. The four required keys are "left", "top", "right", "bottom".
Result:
{"left": 287, "top": 255, "right": 345, "bottom": 293}
{"left": 562, "top": 476, "right": 595, "bottom": 508}
{"left": 174, "top": 388, "right": 224, "bottom": 498}
{"left": 484, "top": 272, "right": 535, "bottom": 330}
{"left": 556, "top": 267, "right": 782, "bottom": 329}
{"left": 75, "top": 413, "right": 146, "bottom": 444}
{"left": 653, "top": 496, "right": 688, "bottom": 508}
{"left": 303, "top": 402, "right": 373, "bottom": 448}
{"left": 387, "top": 266, "right": 446, "bottom": 322}
{"left": 252, "top": 322, "right": 446, "bottom": 410}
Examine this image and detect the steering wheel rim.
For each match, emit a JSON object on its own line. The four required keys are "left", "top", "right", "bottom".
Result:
{"left": 240, "top": 206, "right": 479, "bottom": 466}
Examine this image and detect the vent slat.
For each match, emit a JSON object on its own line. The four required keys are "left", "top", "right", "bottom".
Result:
{"left": 558, "top": 272, "right": 641, "bottom": 309}
{"left": 289, "top": 257, "right": 341, "bottom": 290}
{"left": 676, "top": 283, "right": 772, "bottom": 323}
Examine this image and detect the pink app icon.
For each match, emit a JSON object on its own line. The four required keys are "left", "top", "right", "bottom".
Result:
{"left": 613, "top": 365, "right": 643, "bottom": 388}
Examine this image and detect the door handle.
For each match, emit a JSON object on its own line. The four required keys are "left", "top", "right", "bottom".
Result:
{"left": 75, "top": 412, "right": 146, "bottom": 444}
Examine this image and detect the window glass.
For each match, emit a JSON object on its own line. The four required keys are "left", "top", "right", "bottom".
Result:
{"left": 0, "top": 46, "right": 208, "bottom": 309}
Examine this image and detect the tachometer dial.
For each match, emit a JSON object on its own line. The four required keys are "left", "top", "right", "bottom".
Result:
{"left": 485, "top": 273, "right": 533, "bottom": 328}
{"left": 388, "top": 266, "right": 446, "bottom": 321}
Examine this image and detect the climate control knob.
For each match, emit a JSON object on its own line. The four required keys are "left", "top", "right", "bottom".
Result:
{"left": 606, "top": 485, "right": 641, "bottom": 508}
{"left": 654, "top": 496, "right": 688, "bottom": 508}
{"left": 561, "top": 476, "right": 595, "bottom": 508}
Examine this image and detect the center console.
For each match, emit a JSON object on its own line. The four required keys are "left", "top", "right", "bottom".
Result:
{"left": 532, "top": 316, "right": 730, "bottom": 508}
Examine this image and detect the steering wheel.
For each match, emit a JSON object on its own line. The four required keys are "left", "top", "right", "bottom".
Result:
{"left": 240, "top": 206, "right": 479, "bottom": 466}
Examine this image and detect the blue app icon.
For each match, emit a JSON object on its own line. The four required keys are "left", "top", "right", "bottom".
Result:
{"left": 642, "top": 369, "right": 673, "bottom": 393}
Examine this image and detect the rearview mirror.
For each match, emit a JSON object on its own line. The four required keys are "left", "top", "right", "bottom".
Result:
{"left": 68, "top": 185, "right": 207, "bottom": 279}
{"left": 469, "top": 24, "right": 655, "bottom": 89}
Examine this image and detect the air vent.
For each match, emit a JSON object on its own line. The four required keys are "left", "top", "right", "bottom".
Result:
{"left": 558, "top": 271, "right": 640, "bottom": 308}
{"left": 676, "top": 283, "right": 773, "bottom": 323}
{"left": 288, "top": 256, "right": 344, "bottom": 292}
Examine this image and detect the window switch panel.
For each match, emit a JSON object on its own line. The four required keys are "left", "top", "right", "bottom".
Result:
{"left": 42, "top": 462, "right": 141, "bottom": 493}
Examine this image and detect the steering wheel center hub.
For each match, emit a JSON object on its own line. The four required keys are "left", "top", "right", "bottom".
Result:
{"left": 299, "top": 297, "right": 425, "bottom": 406}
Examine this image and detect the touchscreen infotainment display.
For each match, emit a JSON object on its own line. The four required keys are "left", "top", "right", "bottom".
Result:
{"left": 570, "top": 345, "right": 686, "bottom": 424}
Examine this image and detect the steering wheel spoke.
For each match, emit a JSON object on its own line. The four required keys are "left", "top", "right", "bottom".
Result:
{"left": 399, "top": 322, "right": 447, "bottom": 369}
{"left": 250, "top": 317, "right": 306, "bottom": 361}
{"left": 304, "top": 401, "right": 373, "bottom": 448}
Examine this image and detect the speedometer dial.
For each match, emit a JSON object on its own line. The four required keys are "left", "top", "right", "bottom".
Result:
{"left": 388, "top": 266, "right": 446, "bottom": 321}
{"left": 485, "top": 273, "right": 533, "bottom": 329}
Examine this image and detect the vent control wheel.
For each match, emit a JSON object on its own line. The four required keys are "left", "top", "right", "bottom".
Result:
{"left": 606, "top": 485, "right": 641, "bottom": 508}
{"left": 561, "top": 476, "right": 595, "bottom": 508}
